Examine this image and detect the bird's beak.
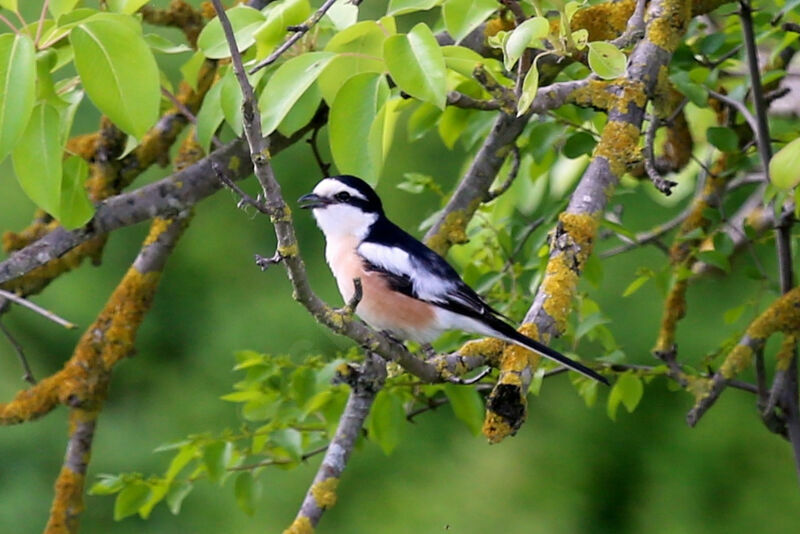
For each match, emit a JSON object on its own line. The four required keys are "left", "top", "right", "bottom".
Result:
{"left": 298, "top": 193, "right": 328, "bottom": 209}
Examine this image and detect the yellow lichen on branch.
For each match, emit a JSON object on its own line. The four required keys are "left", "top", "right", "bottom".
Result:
{"left": 593, "top": 121, "right": 641, "bottom": 178}
{"left": 283, "top": 516, "right": 314, "bottom": 534}
{"left": 482, "top": 323, "right": 541, "bottom": 443}
{"left": 425, "top": 205, "right": 475, "bottom": 256}
{"left": 718, "top": 287, "right": 800, "bottom": 379}
{"left": 569, "top": 0, "right": 636, "bottom": 42}
{"left": 310, "top": 477, "right": 339, "bottom": 509}
{"left": 45, "top": 462, "right": 86, "bottom": 534}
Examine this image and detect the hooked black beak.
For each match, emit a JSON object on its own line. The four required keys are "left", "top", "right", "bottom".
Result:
{"left": 298, "top": 193, "right": 329, "bottom": 209}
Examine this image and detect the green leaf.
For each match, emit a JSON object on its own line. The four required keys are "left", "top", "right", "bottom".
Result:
{"left": 622, "top": 275, "right": 650, "bottom": 297}
{"left": 254, "top": 0, "right": 310, "bottom": 58}
{"left": 516, "top": 58, "right": 539, "bottom": 116}
{"left": 563, "top": 131, "right": 597, "bottom": 158}
{"left": 696, "top": 249, "right": 730, "bottom": 273}
{"left": 220, "top": 68, "right": 244, "bottom": 136}
{"left": 444, "top": 384, "right": 484, "bottom": 435}
{"left": 12, "top": 103, "right": 63, "bottom": 215}
{"left": 575, "top": 312, "right": 611, "bottom": 340}
{"left": 607, "top": 372, "right": 643, "bottom": 420}
{"left": 290, "top": 366, "right": 316, "bottom": 407}
{"left": 195, "top": 81, "right": 224, "bottom": 153}
{"left": 769, "top": 137, "right": 800, "bottom": 189}
{"left": 0, "top": 33, "right": 36, "bottom": 163}
{"left": 181, "top": 51, "right": 206, "bottom": 91}
{"left": 271, "top": 428, "right": 303, "bottom": 460}
{"left": 723, "top": 304, "right": 746, "bottom": 325}
{"left": 319, "top": 21, "right": 388, "bottom": 104}
{"left": 145, "top": 33, "right": 193, "bottom": 54}
{"left": 407, "top": 102, "right": 441, "bottom": 141}
{"left": 59, "top": 156, "right": 94, "bottom": 229}
{"left": 198, "top": 5, "right": 265, "bottom": 59}
{"left": 326, "top": 0, "right": 358, "bottom": 30}
{"left": 671, "top": 71, "right": 708, "bottom": 107}
{"left": 71, "top": 14, "right": 160, "bottom": 138}
{"left": 0, "top": 0, "right": 17, "bottom": 12}
{"left": 503, "top": 16, "right": 549, "bottom": 70}
{"left": 367, "top": 390, "right": 405, "bottom": 455}
{"left": 442, "top": 0, "right": 497, "bottom": 43}
{"left": 386, "top": 0, "right": 439, "bottom": 15}
{"left": 259, "top": 51, "right": 335, "bottom": 135}
{"left": 166, "top": 480, "right": 193, "bottom": 515}
{"left": 329, "top": 72, "right": 389, "bottom": 185}
{"left": 49, "top": 0, "right": 80, "bottom": 18}
{"left": 384, "top": 23, "right": 446, "bottom": 109}
{"left": 203, "top": 441, "right": 232, "bottom": 483}
{"left": 108, "top": 0, "right": 150, "bottom": 14}
{"left": 706, "top": 126, "right": 738, "bottom": 152}
{"left": 114, "top": 482, "right": 150, "bottom": 521}
{"left": 89, "top": 474, "right": 124, "bottom": 496}
{"left": 234, "top": 472, "right": 261, "bottom": 516}
{"left": 587, "top": 41, "right": 627, "bottom": 79}
{"left": 278, "top": 82, "right": 321, "bottom": 136}
{"left": 164, "top": 443, "right": 197, "bottom": 482}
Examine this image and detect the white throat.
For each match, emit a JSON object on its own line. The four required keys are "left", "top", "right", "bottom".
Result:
{"left": 311, "top": 204, "right": 377, "bottom": 242}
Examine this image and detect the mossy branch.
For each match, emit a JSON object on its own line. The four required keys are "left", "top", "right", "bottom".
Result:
{"left": 687, "top": 285, "right": 800, "bottom": 427}
{"left": 483, "top": 0, "right": 694, "bottom": 442}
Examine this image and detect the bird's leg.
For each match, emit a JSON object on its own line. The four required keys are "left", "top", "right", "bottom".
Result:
{"left": 420, "top": 343, "right": 437, "bottom": 359}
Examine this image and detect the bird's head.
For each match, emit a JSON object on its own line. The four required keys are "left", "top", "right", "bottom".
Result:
{"left": 299, "top": 175, "right": 384, "bottom": 239}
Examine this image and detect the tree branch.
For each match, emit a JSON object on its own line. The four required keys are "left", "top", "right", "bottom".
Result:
{"left": 285, "top": 354, "right": 386, "bottom": 532}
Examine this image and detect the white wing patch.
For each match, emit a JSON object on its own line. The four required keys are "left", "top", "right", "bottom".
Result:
{"left": 357, "top": 242, "right": 454, "bottom": 302}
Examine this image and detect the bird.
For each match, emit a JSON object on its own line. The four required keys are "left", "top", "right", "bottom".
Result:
{"left": 299, "top": 175, "right": 608, "bottom": 385}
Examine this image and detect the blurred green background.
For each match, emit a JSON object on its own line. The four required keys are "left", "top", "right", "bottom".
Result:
{"left": 1, "top": 1, "right": 799, "bottom": 533}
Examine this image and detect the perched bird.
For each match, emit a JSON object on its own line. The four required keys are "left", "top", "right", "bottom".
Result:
{"left": 299, "top": 175, "right": 607, "bottom": 385}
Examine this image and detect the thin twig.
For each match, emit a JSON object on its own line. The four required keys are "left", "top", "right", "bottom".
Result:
{"left": 486, "top": 146, "right": 521, "bottom": 200}
{"left": 248, "top": 0, "right": 338, "bottom": 74}
{"left": 34, "top": 0, "right": 50, "bottom": 47}
{"left": 162, "top": 87, "right": 197, "bottom": 124}
{"left": 447, "top": 366, "right": 492, "bottom": 385}
{"left": 0, "top": 13, "right": 20, "bottom": 35}
{"left": 227, "top": 444, "right": 329, "bottom": 472}
{"left": 600, "top": 206, "right": 693, "bottom": 257}
{"left": 0, "top": 289, "right": 76, "bottom": 329}
{"left": 643, "top": 117, "right": 677, "bottom": 195}
{"left": 211, "top": 160, "right": 271, "bottom": 215}
{"left": 306, "top": 124, "right": 331, "bottom": 176}
{"left": 0, "top": 319, "right": 36, "bottom": 384}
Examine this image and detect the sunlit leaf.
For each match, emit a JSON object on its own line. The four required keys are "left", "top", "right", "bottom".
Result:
{"left": 259, "top": 51, "right": 335, "bottom": 135}
{"left": 59, "top": 156, "right": 94, "bottom": 229}
{"left": 329, "top": 72, "right": 389, "bottom": 184}
{"left": 114, "top": 482, "right": 150, "bottom": 520}
{"left": 254, "top": 0, "right": 310, "bottom": 58}
{"left": 607, "top": 372, "right": 643, "bottom": 420}
{"left": 383, "top": 23, "right": 446, "bottom": 109}
{"left": 12, "top": 103, "right": 63, "bottom": 215}
{"left": 587, "top": 41, "right": 627, "bottom": 79}
{"left": 770, "top": 137, "right": 800, "bottom": 189}
{"left": 71, "top": 14, "right": 160, "bottom": 138}
{"left": 386, "top": 0, "right": 439, "bottom": 15}
{"left": 0, "top": 33, "right": 36, "bottom": 162}
{"left": 195, "top": 80, "right": 224, "bottom": 153}
{"left": 198, "top": 5, "right": 266, "bottom": 59}
{"left": 442, "top": 0, "right": 497, "bottom": 43}
{"left": 504, "top": 16, "right": 548, "bottom": 70}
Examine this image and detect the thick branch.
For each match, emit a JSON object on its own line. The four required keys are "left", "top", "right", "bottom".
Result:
{"left": 484, "top": 0, "right": 691, "bottom": 442}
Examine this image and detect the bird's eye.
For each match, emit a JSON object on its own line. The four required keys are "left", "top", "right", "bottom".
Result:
{"left": 334, "top": 191, "right": 351, "bottom": 202}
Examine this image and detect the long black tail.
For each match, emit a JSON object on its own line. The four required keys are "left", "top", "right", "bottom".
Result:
{"left": 489, "top": 318, "right": 609, "bottom": 385}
